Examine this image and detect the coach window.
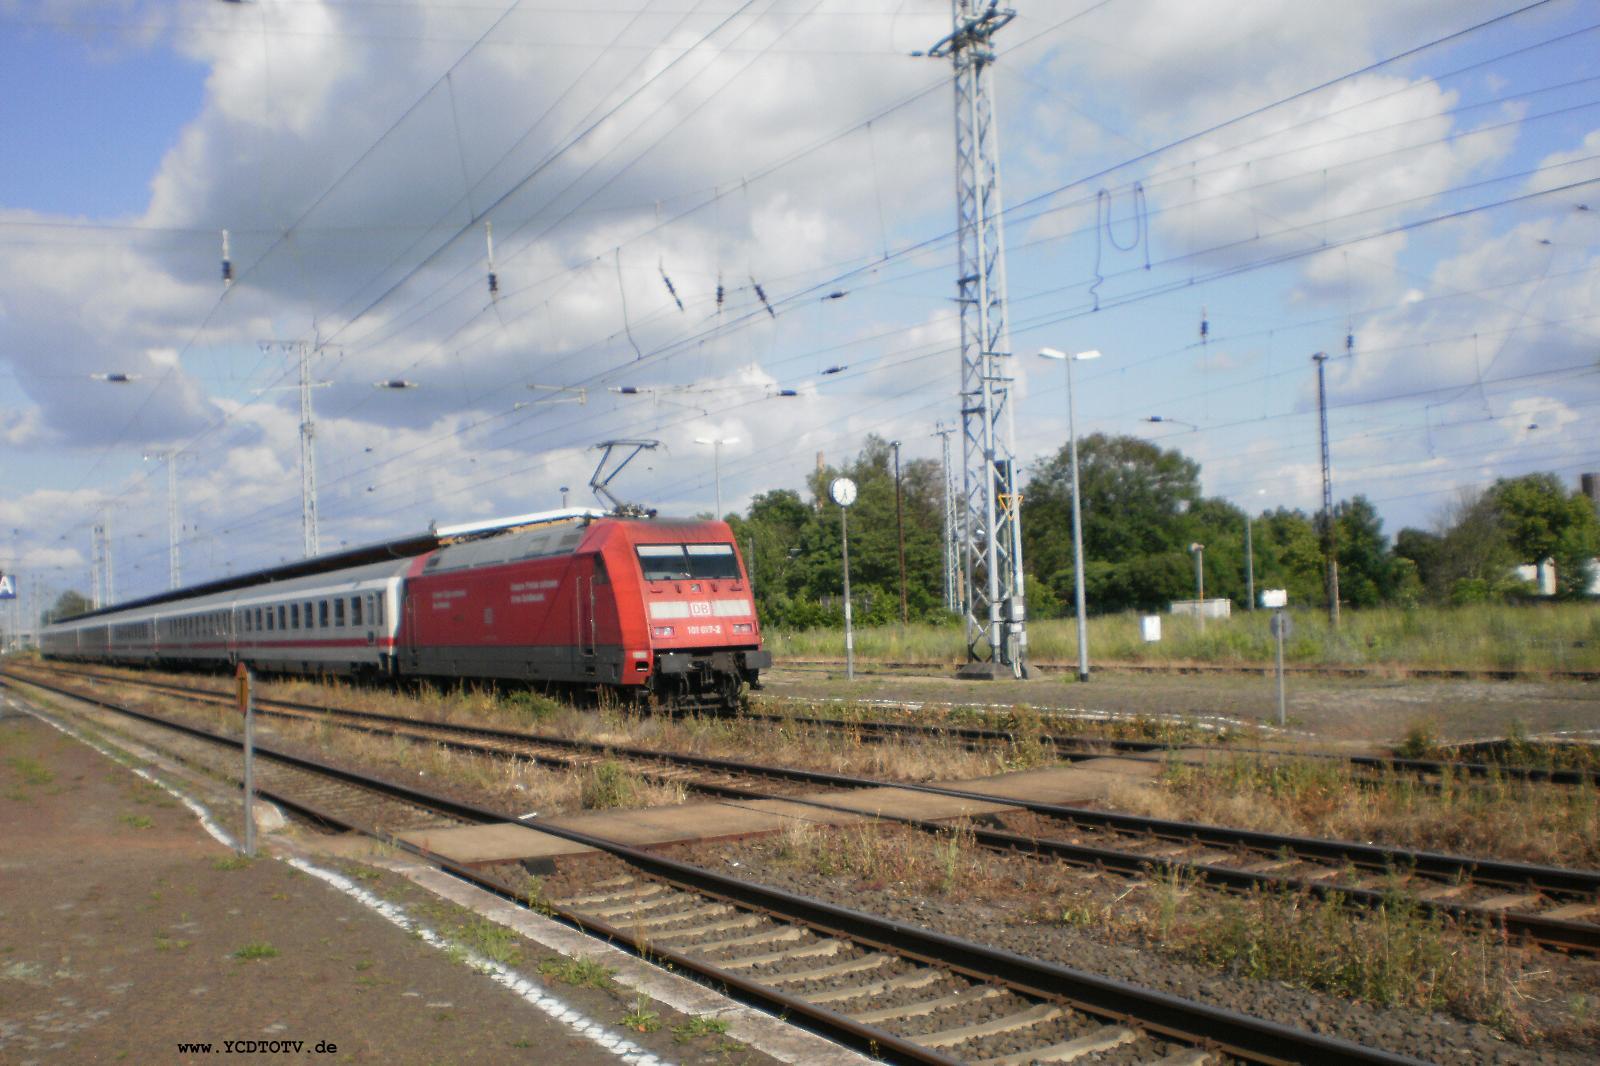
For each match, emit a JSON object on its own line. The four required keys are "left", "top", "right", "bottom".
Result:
{"left": 291, "top": 603, "right": 300, "bottom": 630}
{"left": 351, "top": 596, "right": 362, "bottom": 626}
{"left": 375, "top": 595, "right": 385, "bottom": 627}
{"left": 318, "top": 600, "right": 328, "bottom": 627}
{"left": 334, "top": 598, "right": 346, "bottom": 627}
{"left": 244, "top": 612, "right": 252, "bottom": 633}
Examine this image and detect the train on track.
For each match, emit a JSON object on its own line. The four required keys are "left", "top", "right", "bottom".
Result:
{"left": 40, "top": 507, "right": 771, "bottom": 711}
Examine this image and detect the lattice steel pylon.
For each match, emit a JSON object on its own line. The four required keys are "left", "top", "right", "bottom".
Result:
{"left": 259, "top": 340, "right": 331, "bottom": 557}
{"left": 928, "top": 2, "right": 1027, "bottom": 678}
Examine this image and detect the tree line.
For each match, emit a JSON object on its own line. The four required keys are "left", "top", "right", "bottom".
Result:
{"left": 34, "top": 434, "right": 1597, "bottom": 633}
{"left": 728, "top": 434, "right": 1600, "bottom": 629}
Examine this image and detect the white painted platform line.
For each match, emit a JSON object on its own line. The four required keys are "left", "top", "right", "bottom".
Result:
{"left": 285, "top": 858, "right": 669, "bottom": 1066}
{"left": 13, "top": 694, "right": 670, "bottom": 1066}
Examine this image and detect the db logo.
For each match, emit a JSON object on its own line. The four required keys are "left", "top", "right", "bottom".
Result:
{"left": 689, "top": 602, "right": 711, "bottom": 617}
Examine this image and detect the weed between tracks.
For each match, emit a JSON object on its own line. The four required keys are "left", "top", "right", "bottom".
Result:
{"left": 1113, "top": 752, "right": 1600, "bottom": 869}
{"left": 758, "top": 820, "right": 1572, "bottom": 1043}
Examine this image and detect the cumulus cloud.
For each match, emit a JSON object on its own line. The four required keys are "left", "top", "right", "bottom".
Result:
{"left": 3, "top": 0, "right": 1592, "bottom": 599}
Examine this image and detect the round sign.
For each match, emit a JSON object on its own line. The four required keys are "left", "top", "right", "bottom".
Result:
{"left": 829, "top": 477, "right": 857, "bottom": 508}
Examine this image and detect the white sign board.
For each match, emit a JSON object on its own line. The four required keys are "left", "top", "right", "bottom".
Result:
{"left": 1140, "top": 615, "right": 1161, "bottom": 643}
{"left": 1259, "top": 588, "right": 1287, "bottom": 609}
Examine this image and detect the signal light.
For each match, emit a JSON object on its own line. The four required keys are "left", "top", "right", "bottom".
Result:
{"left": 651, "top": 625, "right": 674, "bottom": 637}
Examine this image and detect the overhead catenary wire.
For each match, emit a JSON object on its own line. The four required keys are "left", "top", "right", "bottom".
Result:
{"left": 32, "top": 0, "right": 1596, "bottom": 592}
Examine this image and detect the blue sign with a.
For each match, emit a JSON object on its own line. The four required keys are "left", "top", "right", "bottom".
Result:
{"left": 0, "top": 573, "right": 15, "bottom": 599}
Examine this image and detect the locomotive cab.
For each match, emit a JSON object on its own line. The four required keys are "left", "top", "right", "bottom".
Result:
{"left": 602, "top": 520, "right": 772, "bottom": 708}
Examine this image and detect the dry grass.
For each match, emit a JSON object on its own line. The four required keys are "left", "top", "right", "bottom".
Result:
{"left": 1102, "top": 754, "right": 1600, "bottom": 869}
{"left": 764, "top": 820, "right": 1559, "bottom": 1042}
{"left": 770, "top": 602, "right": 1600, "bottom": 674}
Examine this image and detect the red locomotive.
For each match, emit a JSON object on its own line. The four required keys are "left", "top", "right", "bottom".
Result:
{"left": 41, "top": 508, "right": 770, "bottom": 711}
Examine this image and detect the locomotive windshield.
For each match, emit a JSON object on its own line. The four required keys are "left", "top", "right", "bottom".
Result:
{"left": 636, "top": 543, "right": 741, "bottom": 581}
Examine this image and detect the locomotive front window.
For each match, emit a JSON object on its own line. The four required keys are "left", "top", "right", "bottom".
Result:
{"left": 636, "top": 545, "right": 691, "bottom": 581}
{"left": 686, "top": 544, "right": 740, "bottom": 579}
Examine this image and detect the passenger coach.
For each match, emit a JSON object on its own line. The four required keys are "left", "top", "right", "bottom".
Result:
{"left": 41, "top": 509, "right": 771, "bottom": 710}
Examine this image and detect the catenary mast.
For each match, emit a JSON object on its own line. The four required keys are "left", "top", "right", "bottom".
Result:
{"left": 927, "top": 2, "right": 1028, "bottom": 678}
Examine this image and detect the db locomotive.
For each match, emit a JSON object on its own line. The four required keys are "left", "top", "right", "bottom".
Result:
{"left": 40, "top": 508, "right": 771, "bottom": 711}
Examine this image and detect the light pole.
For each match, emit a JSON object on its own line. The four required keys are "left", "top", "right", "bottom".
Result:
{"left": 1038, "top": 347, "right": 1101, "bottom": 682}
{"left": 830, "top": 478, "right": 858, "bottom": 680}
{"left": 1189, "top": 541, "right": 1206, "bottom": 630}
{"left": 1245, "top": 515, "right": 1254, "bottom": 611}
{"left": 694, "top": 436, "right": 738, "bottom": 519}
{"left": 890, "top": 440, "right": 907, "bottom": 625}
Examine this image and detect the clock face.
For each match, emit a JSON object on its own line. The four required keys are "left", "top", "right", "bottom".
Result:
{"left": 829, "top": 477, "right": 857, "bottom": 507}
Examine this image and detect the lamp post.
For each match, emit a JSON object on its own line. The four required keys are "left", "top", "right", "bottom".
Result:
{"left": 890, "top": 439, "right": 907, "bottom": 625}
{"left": 1038, "top": 347, "right": 1101, "bottom": 682}
{"left": 694, "top": 436, "right": 738, "bottom": 518}
{"left": 1189, "top": 541, "right": 1206, "bottom": 631}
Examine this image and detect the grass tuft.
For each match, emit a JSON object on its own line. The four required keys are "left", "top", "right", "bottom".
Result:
{"left": 619, "top": 996, "right": 661, "bottom": 1033}
{"left": 580, "top": 761, "right": 640, "bottom": 810}
{"left": 671, "top": 1016, "right": 731, "bottom": 1042}
{"left": 538, "top": 955, "right": 614, "bottom": 989}
{"left": 232, "top": 941, "right": 279, "bottom": 961}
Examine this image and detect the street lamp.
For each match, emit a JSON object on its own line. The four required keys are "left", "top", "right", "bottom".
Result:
{"left": 1038, "top": 347, "right": 1101, "bottom": 682}
{"left": 890, "top": 439, "right": 907, "bottom": 625}
{"left": 694, "top": 436, "right": 739, "bottom": 519}
{"left": 1189, "top": 541, "right": 1206, "bottom": 630}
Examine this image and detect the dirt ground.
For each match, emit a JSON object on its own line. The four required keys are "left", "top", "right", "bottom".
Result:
{"left": 760, "top": 665, "right": 1600, "bottom": 746}
{"left": 0, "top": 706, "right": 766, "bottom": 1065}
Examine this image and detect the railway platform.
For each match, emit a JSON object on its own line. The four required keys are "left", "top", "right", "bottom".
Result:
{"left": 398, "top": 755, "right": 1163, "bottom": 869}
{"left": 0, "top": 705, "right": 819, "bottom": 1065}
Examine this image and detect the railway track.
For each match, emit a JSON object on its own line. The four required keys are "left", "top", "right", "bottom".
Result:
{"left": 14, "top": 663, "right": 1600, "bottom": 954}
{"left": 773, "top": 656, "right": 1600, "bottom": 683}
{"left": 744, "top": 699, "right": 1600, "bottom": 787}
{"left": 3, "top": 671, "right": 1422, "bottom": 1066}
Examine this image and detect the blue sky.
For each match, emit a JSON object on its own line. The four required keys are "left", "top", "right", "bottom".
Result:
{"left": 0, "top": 17, "right": 205, "bottom": 217}
{"left": 0, "top": 0, "right": 1596, "bottom": 608}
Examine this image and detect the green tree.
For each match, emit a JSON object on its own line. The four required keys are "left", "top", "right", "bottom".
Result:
{"left": 1022, "top": 434, "right": 1201, "bottom": 613}
{"left": 1490, "top": 473, "right": 1599, "bottom": 598}
{"left": 1393, "top": 528, "right": 1442, "bottom": 594}
{"left": 1432, "top": 488, "right": 1520, "bottom": 603}
{"left": 1244, "top": 508, "right": 1325, "bottom": 608}
{"left": 1334, "top": 495, "right": 1395, "bottom": 608}
{"left": 46, "top": 590, "right": 94, "bottom": 623}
